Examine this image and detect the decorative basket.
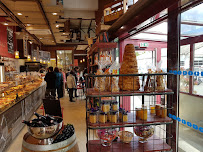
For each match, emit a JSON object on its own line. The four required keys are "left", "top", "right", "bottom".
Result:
{"left": 118, "top": 131, "right": 133, "bottom": 143}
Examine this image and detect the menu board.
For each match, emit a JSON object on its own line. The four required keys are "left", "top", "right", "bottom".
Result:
{"left": 7, "top": 27, "right": 14, "bottom": 54}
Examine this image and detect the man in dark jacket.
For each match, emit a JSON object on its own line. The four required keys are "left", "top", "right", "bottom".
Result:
{"left": 44, "top": 66, "right": 56, "bottom": 97}
{"left": 73, "top": 67, "right": 79, "bottom": 97}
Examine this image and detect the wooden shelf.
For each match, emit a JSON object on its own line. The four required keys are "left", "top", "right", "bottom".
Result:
{"left": 88, "top": 135, "right": 171, "bottom": 152}
{"left": 88, "top": 112, "right": 172, "bottom": 129}
{"left": 86, "top": 88, "right": 174, "bottom": 97}
{"left": 88, "top": 42, "right": 117, "bottom": 55}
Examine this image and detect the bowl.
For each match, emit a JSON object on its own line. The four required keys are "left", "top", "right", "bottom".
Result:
{"left": 98, "top": 129, "right": 117, "bottom": 147}
{"left": 27, "top": 117, "right": 63, "bottom": 139}
{"left": 134, "top": 126, "right": 154, "bottom": 143}
{"left": 118, "top": 131, "right": 133, "bottom": 143}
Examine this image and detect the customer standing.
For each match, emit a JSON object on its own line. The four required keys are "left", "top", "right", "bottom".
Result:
{"left": 67, "top": 70, "right": 76, "bottom": 102}
{"left": 73, "top": 67, "right": 79, "bottom": 97}
{"left": 60, "top": 68, "right": 66, "bottom": 95}
{"left": 54, "top": 67, "right": 64, "bottom": 99}
{"left": 44, "top": 67, "right": 56, "bottom": 98}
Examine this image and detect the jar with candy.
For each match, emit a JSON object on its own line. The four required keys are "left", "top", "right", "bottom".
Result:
{"left": 112, "top": 101, "right": 118, "bottom": 111}
{"left": 110, "top": 111, "right": 118, "bottom": 123}
{"left": 89, "top": 112, "right": 97, "bottom": 124}
{"left": 99, "top": 112, "right": 106, "bottom": 123}
{"left": 102, "top": 101, "right": 110, "bottom": 113}
{"left": 122, "top": 111, "right": 128, "bottom": 122}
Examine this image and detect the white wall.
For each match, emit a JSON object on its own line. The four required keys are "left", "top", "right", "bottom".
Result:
{"left": 179, "top": 93, "right": 203, "bottom": 128}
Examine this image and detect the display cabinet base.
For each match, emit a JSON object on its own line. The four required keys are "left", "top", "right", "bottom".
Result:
{"left": 88, "top": 135, "right": 171, "bottom": 152}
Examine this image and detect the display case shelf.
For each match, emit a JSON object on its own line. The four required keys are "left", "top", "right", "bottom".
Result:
{"left": 88, "top": 135, "right": 171, "bottom": 152}
{"left": 86, "top": 88, "right": 174, "bottom": 97}
{"left": 88, "top": 113, "right": 173, "bottom": 129}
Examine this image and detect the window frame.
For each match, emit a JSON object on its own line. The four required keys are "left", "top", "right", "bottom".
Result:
{"left": 180, "top": 36, "right": 203, "bottom": 98}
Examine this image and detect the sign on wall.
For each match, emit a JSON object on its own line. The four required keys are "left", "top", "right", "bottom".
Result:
{"left": 7, "top": 27, "right": 14, "bottom": 54}
{"left": 139, "top": 42, "right": 149, "bottom": 48}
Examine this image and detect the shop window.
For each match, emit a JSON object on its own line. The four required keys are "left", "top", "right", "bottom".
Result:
{"left": 193, "top": 42, "right": 203, "bottom": 96}
{"left": 180, "top": 45, "right": 190, "bottom": 93}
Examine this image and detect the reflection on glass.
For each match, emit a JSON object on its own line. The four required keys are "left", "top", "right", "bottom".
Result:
{"left": 56, "top": 50, "right": 72, "bottom": 70}
{"left": 180, "top": 45, "right": 190, "bottom": 93}
{"left": 193, "top": 42, "right": 203, "bottom": 96}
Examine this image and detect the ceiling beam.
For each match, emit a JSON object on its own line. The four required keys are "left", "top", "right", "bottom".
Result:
{"left": 108, "top": 0, "right": 179, "bottom": 39}
{"left": 0, "top": 1, "right": 42, "bottom": 45}
{"left": 35, "top": 0, "right": 56, "bottom": 44}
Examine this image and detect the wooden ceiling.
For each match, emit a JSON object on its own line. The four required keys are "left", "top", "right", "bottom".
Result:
{"left": 0, "top": 0, "right": 64, "bottom": 45}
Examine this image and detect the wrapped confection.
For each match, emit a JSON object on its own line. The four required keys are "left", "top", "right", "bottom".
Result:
{"left": 119, "top": 44, "right": 140, "bottom": 91}
{"left": 94, "top": 69, "right": 105, "bottom": 92}
{"left": 156, "top": 70, "right": 165, "bottom": 91}
{"left": 109, "top": 77, "right": 119, "bottom": 92}
{"left": 144, "top": 69, "right": 155, "bottom": 91}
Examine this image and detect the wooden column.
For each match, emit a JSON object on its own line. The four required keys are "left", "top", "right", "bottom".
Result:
{"left": 167, "top": 2, "right": 180, "bottom": 152}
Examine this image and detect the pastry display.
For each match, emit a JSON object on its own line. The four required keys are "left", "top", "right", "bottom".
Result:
{"left": 0, "top": 74, "right": 43, "bottom": 112}
{"left": 119, "top": 44, "right": 140, "bottom": 91}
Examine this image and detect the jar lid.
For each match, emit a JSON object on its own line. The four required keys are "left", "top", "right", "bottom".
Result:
{"left": 110, "top": 111, "right": 117, "bottom": 115}
{"left": 103, "top": 101, "right": 110, "bottom": 105}
{"left": 100, "top": 111, "right": 106, "bottom": 114}
{"left": 112, "top": 101, "right": 118, "bottom": 104}
{"left": 90, "top": 112, "right": 97, "bottom": 115}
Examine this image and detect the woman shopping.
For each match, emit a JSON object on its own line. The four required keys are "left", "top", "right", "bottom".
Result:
{"left": 67, "top": 70, "right": 76, "bottom": 102}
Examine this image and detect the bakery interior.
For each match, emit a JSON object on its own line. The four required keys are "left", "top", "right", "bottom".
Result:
{"left": 0, "top": 0, "right": 202, "bottom": 152}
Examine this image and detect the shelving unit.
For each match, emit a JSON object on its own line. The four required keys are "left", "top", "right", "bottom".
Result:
{"left": 87, "top": 42, "right": 117, "bottom": 74}
{"left": 86, "top": 73, "right": 174, "bottom": 152}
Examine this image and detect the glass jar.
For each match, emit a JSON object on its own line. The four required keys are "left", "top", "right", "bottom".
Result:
{"left": 112, "top": 101, "right": 118, "bottom": 111}
{"left": 107, "top": 112, "right": 111, "bottom": 122}
{"left": 122, "top": 113, "right": 128, "bottom": 122}
{"left": 136, "top": 108, "right": 141, "bottom": 119}
{"left": 105, "top": 114, "right": 107, "bottom": 123}
{"left": 155, "top": 104, "right": 161, "bottom": 116}
{"left": 89, "top": 112, "right": 97, "bottom": 124}
{"left": 150, "top": 105, "right": 155, "bottom": 114}
{"left": 99, "top": 112, "right": 106, "bottom": 123}
{"left": 119, "top": 108, "right": 124, "bottom": 120}
{"left": 110, "top": 111, "right": 118, "bottom": 123}
{"left": 102, "top": 101, "right": 110, "bottom": 113}
{"left": 161, "top": 106, "right": 167, "bottom": 118}
{"left": 140, "top": 108, "right": 147, "bottom": 120}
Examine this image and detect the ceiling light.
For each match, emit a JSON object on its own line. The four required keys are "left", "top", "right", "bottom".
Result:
{"left": 56, "top": 24, "right": 59, "bottom": 28}
{"left": 17, "top": 13, "right": 22, "bottom": 15}
{"left": 3, "top": 23, "right": 8, "bottom": 25}
{"left": 27, "top": 24, "right": 31, "bottom": 26}
{"left": 121, "top": 26, "right": 124, "bottom": 29}
{"left": 40, "top": 38, "right": 42, "bottom": 39}
{"left": 63, "top": 33, "right": 65, "bottom": 34}
{"left": 52, "top": 13, "right": 57, "bottom": 15}
{"left": 29, "top": 41, "right": 33, "bottom": 44}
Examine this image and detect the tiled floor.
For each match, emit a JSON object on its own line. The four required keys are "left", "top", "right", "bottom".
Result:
{"left": 5, "top": 92, "right": 86, "bottom": 152}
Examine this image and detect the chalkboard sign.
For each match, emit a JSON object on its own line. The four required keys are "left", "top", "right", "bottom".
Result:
{"left": 7, "top": 27, "right": 14, "bottom": 54}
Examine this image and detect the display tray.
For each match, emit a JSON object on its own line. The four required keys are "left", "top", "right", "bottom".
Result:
{"left": 88, "top": 113, "right": 172, "bottom": 129}
{"left": 86, "top": 88, "right": 174, "bottom": 97}
{"left": 88, "top": 135, "right": 171, "bottom": 152}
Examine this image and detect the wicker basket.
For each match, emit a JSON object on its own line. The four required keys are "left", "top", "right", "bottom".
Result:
{"left": 118, "top": 131, "right": 133, "bottom": 143}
